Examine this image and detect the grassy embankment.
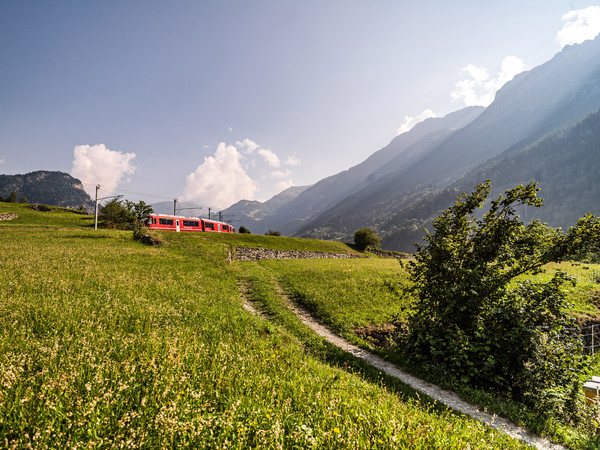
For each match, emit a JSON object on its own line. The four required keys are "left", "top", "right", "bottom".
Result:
{"left": 0, "top": 202, "right": 531, "bottom": 448}
{"left": 243, "top": 250, "right": 600, "bottom": 449}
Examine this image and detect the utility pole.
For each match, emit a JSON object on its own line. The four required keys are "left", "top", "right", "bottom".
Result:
{"left": 94, "top": 184, "right": 100, "bottom": 230}
{"left": 218, "top": 211, "right": 222, "bottom": 222}
{"left": 208, "top": 207, "right": 211, "bottom": 220}
{"left": 173, "top": 198, "right": 178, "bottom": 215}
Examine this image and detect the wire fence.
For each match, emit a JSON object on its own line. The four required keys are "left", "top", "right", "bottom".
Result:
{"left": 579, "top": 323, "right": 600, "bottom": 355}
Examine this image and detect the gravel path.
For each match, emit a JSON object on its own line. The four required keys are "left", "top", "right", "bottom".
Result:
{"left": 239, "top": 281, "right": 567, "bottom": 450}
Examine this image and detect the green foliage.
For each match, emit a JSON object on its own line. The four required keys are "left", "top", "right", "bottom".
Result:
{"left": 353, "top": 227, "right": 381, "bottom": 251}
{"left": 238, "top": 225, "right": 251, "bottom": 234}
{"left": 98, "top": 197, "right": 134, "bottom": 229}
{"left": 8, "top": 191, "right": 18, "bottom": 203}
{"left": 265, "top": 229, "right": 281, "bottom": 236}
{"left": 99, "top": 198, "right": 153, "bottom": 230}
{"left": 404, "top": 180, "right": 599, "bottom": 420}
{"left": 125, "top": 199, "right": 153, "bottom": 221}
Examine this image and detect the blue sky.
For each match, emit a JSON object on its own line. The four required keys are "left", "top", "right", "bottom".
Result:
{"left": 2, "top": 1, "right": 600, "bottom": 209}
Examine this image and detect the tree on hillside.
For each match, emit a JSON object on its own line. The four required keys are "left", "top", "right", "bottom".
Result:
{"left": 99, "top": 198, "right": 153, "bottom": 230}
{"left": 99, "top": 198, "right": 134, "bottom": 228}
{"left": 238, "top": 226, "right": 251, "bottom": 234}
{"left": 8, "top": 191, "right": 17, "bottom": 203}
{"left": 125, "top": 200, "right": 153, "bottom": 222}
{"left": 353, "top": 227, "right": 381, "bottom": 251}
{"left": 403, "top": 180, "right": 600, "bottom": 419}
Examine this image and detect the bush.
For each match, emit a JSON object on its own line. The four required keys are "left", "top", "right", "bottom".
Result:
{"left": 403, "top": 180, "right": 599, "bottom": 420}
{"left": 238, "top": 226, "right": 251, "bottom": 234}
{"left": 353, "top": 228, "right": 381, "bottom": 251}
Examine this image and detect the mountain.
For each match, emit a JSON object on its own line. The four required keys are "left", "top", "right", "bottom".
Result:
{"left": 0, "top": 171, "right": 93, "bottom": 210}
{"left": 381, "top": 108, "right": 600, "bottom": 251}
{"left": 221, "top": 106, "right": 484, "bottom": 235}
{"left": 294, "top": 36, "right": 600, "bottom": 247}
{"left": 223, "top": 185, "right": 310, "bottom": 234}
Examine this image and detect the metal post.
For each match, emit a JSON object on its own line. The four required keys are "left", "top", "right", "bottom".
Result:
{"left": 94, "top": 184, "right": 100, "bottom": 230}
{"left": 174, "top": 198, "right": 178, "bottom": 215}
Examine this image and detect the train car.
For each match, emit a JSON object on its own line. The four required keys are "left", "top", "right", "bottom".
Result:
{"left": 145, "top": 214, "right": 236, "bottom": 233}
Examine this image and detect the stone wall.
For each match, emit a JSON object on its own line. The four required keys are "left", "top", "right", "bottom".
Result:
{"left": 233, "top": 246, "right": 363, "bottom": 261}
{"left": 0, "top": 213, "right": 18, "bottom": 221}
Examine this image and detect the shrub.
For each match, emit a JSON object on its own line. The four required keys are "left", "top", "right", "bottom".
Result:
{"left": 353, "top": 228, "right": 381, "bottom": 251}
{"left": 238, "top": 226, "right": 251, "bottom": 234}
{"left": 403, "top": 180, "right": 599, "bottom": 420}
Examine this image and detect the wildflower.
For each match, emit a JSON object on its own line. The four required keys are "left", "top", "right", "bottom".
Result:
{"left": 333, "top": 427, "right": 340, "bottom": 434}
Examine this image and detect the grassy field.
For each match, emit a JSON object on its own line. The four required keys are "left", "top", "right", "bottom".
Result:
{"left": 0, "top": 202, "right": 537, "bottom": 448}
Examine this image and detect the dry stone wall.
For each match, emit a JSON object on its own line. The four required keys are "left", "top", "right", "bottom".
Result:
{"left": 233, "top": 247, "right": 363, "bottom": 261}
{"left": 0, "top": 213, "right": 18, "bottom": 221}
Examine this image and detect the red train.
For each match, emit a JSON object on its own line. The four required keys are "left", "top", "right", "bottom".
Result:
{"left": 145, "top": 214, "right": 236, "bottom": 233}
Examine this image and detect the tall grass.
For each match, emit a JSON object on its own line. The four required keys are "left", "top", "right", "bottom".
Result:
{"left": 0, "top": 214, "right": 529, "bottom": 447}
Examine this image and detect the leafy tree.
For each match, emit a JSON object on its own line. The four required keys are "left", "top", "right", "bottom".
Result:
{"left": 99, "top": 198, "right": 154, "bottom": 230}
{"left": 125, "top": 200, "right": 153, "bottom": 222}
{"left": 238, "top": 226, "right": 251, "bottom": 234}
{"left": 8, "top": 191, "right": 17, "bottom": 203}
{"left": 353, "top": 227, "right": 381, "bottom": 251}
{"left": 265, "top": 230, "right": 281, "bottom": 236}
{"left": 19, "top": 196, "right": 28, "bottom": 204}
{"left": 99, "top": 198, "right": 135, "bottom": 229}
{"left": 403, "top": 180, "right": 600, "bottom": 418}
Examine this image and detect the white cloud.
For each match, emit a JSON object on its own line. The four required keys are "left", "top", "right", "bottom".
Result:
{"left": 451, "top": 56, "right": 525, "bottom": 107}
{"left": 236, "top": 138, "right": 260, "bottom": 155}
{"left": 284, "top": 155, "right": 300, "bottom": 166}
{"left": 396, "top": 109, "right": 437, "bottom": 135}
{"left": 557, "top": 6, "right": 600, "bottom": 48}
{"left": 183, "top": 142, "right": 257, "bottom": 210}
{"left": 71, "top": 144, "right": 136, "bottom": 197}
{"left": 272, "top": 169, "right": 292, "bottom": 178}
{"left": 257, "top": 148, "right": 281, "bottom": 167}
{"left": 0, "top": 158, "right": 5, "bottom": 165}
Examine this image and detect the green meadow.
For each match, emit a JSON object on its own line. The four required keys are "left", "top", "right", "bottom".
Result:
{"left": 2, "top": 202, "right": 598, "bottom": 448}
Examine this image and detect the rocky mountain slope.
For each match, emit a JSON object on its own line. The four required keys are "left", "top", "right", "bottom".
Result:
{"left": 0, "top": 171, "right": 93, "bottom": 210}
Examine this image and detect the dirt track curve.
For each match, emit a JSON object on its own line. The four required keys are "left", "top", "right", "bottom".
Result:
{"left": 239, "top": 282, "right": 566, "bottom": 450}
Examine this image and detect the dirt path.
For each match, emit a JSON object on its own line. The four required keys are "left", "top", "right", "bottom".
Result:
{"left": 239, "top": 280, "right": 567, "bottom": 450}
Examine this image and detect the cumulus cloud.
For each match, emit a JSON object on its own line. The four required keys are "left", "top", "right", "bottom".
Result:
{"left": 284, "top": 155, "right": 300, "bottom": 166}
{"left": 183, "top": 142, "right": 257, "bottom": 210}
{"left": 236, "top": 138, "right": 260, "bottom": 155}
{"left": 396, "top": 109, "right": 437, "bottom": 135}
{"left": 272, "top": 169, "right": 292, "bottom": 178}
{"left": 557, "top": 6, "right": 600, "bottom": 48}
{"left": 257, "top": 148, "right": 281, "bottom": 167}
{"left": 451, "top": 56, "right": 525, "bottom": 107}
{"left": 71, "top": 144, "right": 136, "bottom": 197}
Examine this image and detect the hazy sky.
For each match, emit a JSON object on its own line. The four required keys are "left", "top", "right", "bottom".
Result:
{"left": 2, "top": 1, "right": 600, "bottom": 209}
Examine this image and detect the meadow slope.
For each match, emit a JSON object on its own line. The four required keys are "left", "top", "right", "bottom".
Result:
{"left": 0, "top": 203, "right": 534, "bottom": 448}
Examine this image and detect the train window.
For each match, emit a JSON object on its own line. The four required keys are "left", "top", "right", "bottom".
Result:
{"left": 147, "top": 217, "right": 154, "bottom": 225}
{"left": 183, "top": 220, "right": 199, "bottom": 227}
{"left": 205, "top": 222, "right": 214, "bottom": 230}
{"left": 222, "top": 225, "right": 229, "bottom": 232}
{"left": 159, "top": 218, "right": 174, "bottom": 225}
